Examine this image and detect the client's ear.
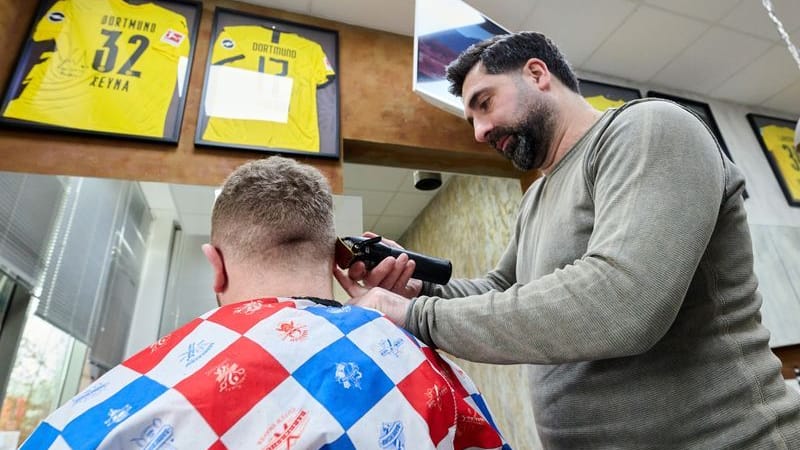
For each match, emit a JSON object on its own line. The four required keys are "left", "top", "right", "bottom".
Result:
{"left": 201, "top": 244, "right": 227, "bottom": 293}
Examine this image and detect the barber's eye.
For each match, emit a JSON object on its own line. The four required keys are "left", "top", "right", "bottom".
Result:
{"left": 480, "top": 98, "right": 490, "bottom": 110}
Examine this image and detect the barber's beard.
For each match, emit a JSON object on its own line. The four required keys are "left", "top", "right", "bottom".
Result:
{"left": 489, "top": 98, "right": 557, "bottom": 171}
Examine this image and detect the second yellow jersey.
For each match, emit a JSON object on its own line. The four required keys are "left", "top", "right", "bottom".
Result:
{"left": 760, "top": 124, "right": 800, "bottom": 201}
{"left": 202, "top": 26, "right": 335, "bottom": 153}
{"left": 2, "top": 0, "right": 191, "bottom": 138}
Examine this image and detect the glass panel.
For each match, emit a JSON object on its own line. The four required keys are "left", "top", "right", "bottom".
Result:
{"left": 0, "top": 309, "right": 73, "bottom": 444}
{"left": 0, "top": 274, "right": 12, "bottom": 333}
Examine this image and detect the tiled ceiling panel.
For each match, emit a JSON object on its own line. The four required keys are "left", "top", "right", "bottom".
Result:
{"left": 711, "top": 43, "right": 800, "bottom": 106}
{"left": 650, "top": 26, "right": 773, "bottom": 94}
{"left": 310, "top": 0, "right": 415, "bottom": 35}
{"left": 582, "top": 5, "right": 709, "bottom": 82}
{"left": 720, "top": 0, "right": 800, "bottom": 41}
{"left": 643, "top": 0, "right": 740, "bottom": 23}
{"left": 522, "top": 0, "right": 637, "bottom": 67}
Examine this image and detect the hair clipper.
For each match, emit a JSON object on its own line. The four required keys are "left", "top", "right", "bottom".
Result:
{"left": 335, "top": 235, "right": 452, "bottom": 285}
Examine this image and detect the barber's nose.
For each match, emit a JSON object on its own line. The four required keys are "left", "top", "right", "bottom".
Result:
{"left": 473, "top": 118, "right": 492, "bottom": 143}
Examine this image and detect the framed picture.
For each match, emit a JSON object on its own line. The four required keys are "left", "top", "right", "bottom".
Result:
{"left": 195, "top": 8, "right": 340, "bottom": 159}
{"left": 747, "top": 113, "right": 800, "bottom": 206}
{"left": 649, "top": 91, "right": 748, "bottom": 199}
{"left": 579, "top": 79, "right": 640, "bottom": 111}
{"left": 0, "top": 0, "right": 201, "bottom": 143}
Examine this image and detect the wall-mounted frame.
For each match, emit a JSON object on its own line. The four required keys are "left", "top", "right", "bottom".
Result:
{"left": 0, "top": 0, "right": 201, "bottom": 143}
{"left": 579, "top": 79, "right": 640, "bottom": 111}
{"left": 747, "top": 113, "right": 800, "bottom": 206}
{"left": 648, "top": 91, "right": 748, "bottom": 199}
{"left": 195, "top": 8, "right": 340, "bottom": 159}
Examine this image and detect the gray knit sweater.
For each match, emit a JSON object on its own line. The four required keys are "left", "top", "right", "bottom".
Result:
{"left": 407, "top": 99, "right": 800, "bottom": 448}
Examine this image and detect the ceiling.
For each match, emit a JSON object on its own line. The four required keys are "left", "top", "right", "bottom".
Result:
{"left": 151, "top": 0, "right": 800, "bottom": 241}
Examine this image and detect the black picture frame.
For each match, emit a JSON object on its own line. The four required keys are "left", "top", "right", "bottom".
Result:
{"left": 747, "top": 113, "right": 800, "bottom": 207}
{"left": 0, "top": 0, "right": 201, "bottom": 143}
{"left": 579, "top": 79, "right": 640, "bottom": 111}
{"left": 648, "top": 91, "right": 748, "bottom": 199}
{"left": 195, "top": 8, "right": 341, "bottom": 159}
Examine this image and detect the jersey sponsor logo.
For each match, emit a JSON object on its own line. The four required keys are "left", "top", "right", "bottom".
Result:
{"left": 179, "top": 339, "right": 214, "bottom": 367}
{"left": 71, "top": 381, "right": 109, "bottom": 405}
{"left": 212, "top": 361, "right": 247, "bottom": 392}
{"left": 48, "top": 11, "right": 65, "bottom": 23}
{"left": 149, "top": 335, "right": 171, "bottom": 353}
{"left": 104, "top": 404, "right": 133, "bottom": 427}
{"left": 276, "top": 321, "right": 308, "bottom": 342}
{"left": 379, "top": 421, "right": 405, "bottom": 450}
{"left": 334, "top": 362, "right": 362, "bottom": 390}
{"left": 425, "top": 384, "right": 449, "bottom": 411}
{"left": 221, "top": 38, "right": 235, "bottom": 49}
{"left": 131, "top": 418, "right": 175, "bottom": 449}
{"left": 378, "top": 338, "right": 404, "bottom": 358}
{"left": 161, "top": 29, "right": 185, "bottom": 47}
{"left": 234, "top": 300, "right": 264, "bottom": 315}
{"left": 258, "top": 408, "right": 309, "bottom": 450}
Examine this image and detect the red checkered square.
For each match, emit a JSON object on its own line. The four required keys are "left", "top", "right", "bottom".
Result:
{"left": 174, "top": 337, "right": 289, "bottom": 435}
{"left": 396, "top": 362, "right": 456, "bottom": 445}
{"left": 454, "top": 402, "right": 503, "bottom": 450}
{"left": 421, "top": 347, "right": 470, "bottom": 400}
{"left": 124, "top": 318, "right": 202, "bottom": 374}
{"left": 207, "top": 440, "right": 227, "bottom": 450}
{"left": 205, "top": 298, "right": 290, "bottom": 334}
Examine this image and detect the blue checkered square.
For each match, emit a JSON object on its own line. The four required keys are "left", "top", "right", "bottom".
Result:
{"left": 60, "top": 376, "right": 168, "bottom": 448}
{"left": 305, "top": 305, "right": 381, "bottom": 334}
{"left": 293, "top": 337, "right": 394, "bottom": 430}
{"left": 19, "top": 422, "right": 59, "bottom": 449}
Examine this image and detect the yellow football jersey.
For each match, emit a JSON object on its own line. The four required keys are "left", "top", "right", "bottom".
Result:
{"left": 3, "top": 0, "right": 190, "bottom": 137}
{"left": 585, "top": 95, "right": 626, "bottom": 111}
{"left": 760, "top": 124, "right": 800, "bottom": 201}
{"left": 202, "top": 26, "right": 335, "bottom": 153}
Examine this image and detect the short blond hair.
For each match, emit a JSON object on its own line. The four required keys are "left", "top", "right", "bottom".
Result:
{"left": 211, "top": 156, "right": 335, "bottom": 265}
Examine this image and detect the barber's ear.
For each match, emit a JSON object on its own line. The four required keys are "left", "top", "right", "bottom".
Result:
{"left": 201, "top": 244, "right": 227, "bottom": 293}
{"left": 524, "top": 58, "right": 550, "bottom": 89}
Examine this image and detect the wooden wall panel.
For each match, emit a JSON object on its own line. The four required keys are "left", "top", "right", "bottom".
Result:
{"left": 0, "top": 0, "right": 517, "bottom": 192}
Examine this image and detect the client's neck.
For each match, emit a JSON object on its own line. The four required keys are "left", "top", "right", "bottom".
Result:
{"left": 219, "top": 260, "right": 335, "bottom": 306}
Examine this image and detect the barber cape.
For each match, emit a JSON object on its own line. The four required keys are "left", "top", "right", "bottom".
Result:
{"left": 22, "top": 297, "right": 511, "bottom": 449}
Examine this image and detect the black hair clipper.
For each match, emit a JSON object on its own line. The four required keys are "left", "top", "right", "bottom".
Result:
{"left": 335, "top": 235, "right": 452, "bottom": 285}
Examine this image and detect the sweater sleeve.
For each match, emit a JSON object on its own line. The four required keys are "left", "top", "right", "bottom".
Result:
{"left": 406, "top": 101, "right": 726, "bottom": 364}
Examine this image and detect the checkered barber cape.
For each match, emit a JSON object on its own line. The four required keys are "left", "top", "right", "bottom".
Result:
{"left": 22, "top": 298, "right": 511, "bottom": 449}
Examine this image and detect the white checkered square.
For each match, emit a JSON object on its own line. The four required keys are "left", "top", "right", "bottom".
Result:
{"left": 145, "top": 320, "right": 240, "bottom": 387}
{"left": 346, "top": 387, "right": 438, "bottom": 449}
{"left": 243, "top": 307, "right": 344, "bottom": 372}
{"left": 198, "top": 306, "right": 221, "bottom": 320}
{"left": 45, "top": 365, "right": 141, "bottom": 430}
{"left": 96, "top": 389, "right": 218, "bottom": 448}
{"left": 44, "top": 436, "right": 71, "bottom": 450}
{"left": 347, "top": 316, "right": 426, "bottom": 384}
{"left": 220, "top": 377, "right": 344, "bottom": 449}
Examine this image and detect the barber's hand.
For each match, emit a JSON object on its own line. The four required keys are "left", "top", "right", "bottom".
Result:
{"left": 345, "top": 232, "right": 423, "bottom": 298}
{"left": 334, "top": 268, "right": 412, "bottom": 326}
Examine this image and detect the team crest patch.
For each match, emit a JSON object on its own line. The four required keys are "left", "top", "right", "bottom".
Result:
{"left": 131, "top": 418, "right": 175, "bottom": 449}
{"left": 425, "top": 384, "right": 449, "bottom": 411}
{"left": 104, "top": 404, "right": 132, "bottom": 427}
{"left": 179, "top": 339, "right": 214, "bottom": 367}
{"left": 212, "top": 361, "right": 247, "bottom": 392}
{"left": 161, "top": 29, "right": 185, "bottom": 47}
{"left": 48, "top": 11, "right": 65, "bottom": 23}
{"left": 276, "top": 321, "right": 309, "bottom": 342}
{"left": 378, "top": 338, "right": 404, "bottom": 358}
{"left": 258, "top": 408, "right": 309, "bottom": 449}
{"left": 221, "top": 38, "right": 235, "bottom": 49}
{"left": 334, "top": 362, "right": 362, "bottom": 389}
{"left": 234, "top": 300, "right": 264, "bottom": 315}
{"left": 379, "top": 421, "right": 405, "bottom": 450}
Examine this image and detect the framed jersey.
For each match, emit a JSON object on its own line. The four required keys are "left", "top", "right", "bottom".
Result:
{"left": 747, "top": 113, "right": 800, "bottom": 207}
{"left": 195, "top": 9, "right": 341, "bottom": 159}
{"left": 579, "top": 79, "right": 640, "bottom": 112}
{"left": 0, "top": 0, "right": 201, "bottom": 143}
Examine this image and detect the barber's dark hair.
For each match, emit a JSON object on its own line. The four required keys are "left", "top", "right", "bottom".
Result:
{"left": 446, "top": 32, "right": 580, "bottom": 97}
